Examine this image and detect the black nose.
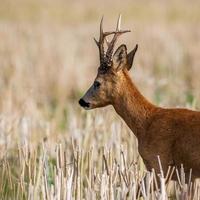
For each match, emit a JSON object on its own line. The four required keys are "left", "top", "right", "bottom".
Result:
{"left": 79, "top": 99, "right": 90, "bottom": 108}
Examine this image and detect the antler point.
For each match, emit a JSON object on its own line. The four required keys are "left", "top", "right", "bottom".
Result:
{"left": 94, "top": 37, "right": 99, "bottom": 46}
{"left": 117, "top": 14, "right": 122, "bottom": 31}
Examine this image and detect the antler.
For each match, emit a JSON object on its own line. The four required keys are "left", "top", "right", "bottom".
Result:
{"left": 105, "top": 15, "right": 130, "bottom": 64}
{"left": 94, "top": 17, "right": 115, "bottom": 64}
{"left": 94, "top": 15, "right": 130, "bottom": 66}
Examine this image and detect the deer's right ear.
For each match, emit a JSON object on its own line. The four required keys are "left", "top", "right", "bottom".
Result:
{"left": 112, "top": 44, "right": 127, "bottom": 71}
{"left": 126, "top": 44, "right": 138, "bottom": 71}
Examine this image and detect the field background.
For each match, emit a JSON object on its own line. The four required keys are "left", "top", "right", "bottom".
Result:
{"left": 0, "top": 0, "right": 200, "bottom": 199}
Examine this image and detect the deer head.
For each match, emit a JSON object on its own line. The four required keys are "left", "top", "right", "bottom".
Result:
{"left": 79, "top": 15, "right": 138, "bottom": 110}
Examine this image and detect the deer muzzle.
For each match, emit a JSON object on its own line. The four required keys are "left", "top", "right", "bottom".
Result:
{"left": 79, "top": 98, "right": 90, "bottom": 109}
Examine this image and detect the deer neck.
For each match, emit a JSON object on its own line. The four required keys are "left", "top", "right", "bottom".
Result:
{"left": 113, "top": 73, "right": 156, "bottom": 138}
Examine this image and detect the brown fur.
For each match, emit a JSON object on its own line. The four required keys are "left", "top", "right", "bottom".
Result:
{"left": 113, "top": 71, "right": 200, "bottom": 181}
{"left": 79, "top": 20, "right": 200, "bottom": 181}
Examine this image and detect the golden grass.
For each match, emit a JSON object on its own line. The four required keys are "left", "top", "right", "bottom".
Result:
{"left": 1, "top": 124, "right": 200, "bottom": 199}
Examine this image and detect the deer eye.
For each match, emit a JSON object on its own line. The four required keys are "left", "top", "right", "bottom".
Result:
{"left": 94, "top": 81, "right": 101, "bottom": 89}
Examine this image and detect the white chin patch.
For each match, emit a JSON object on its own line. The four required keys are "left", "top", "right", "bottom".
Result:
{"left": 84, "top": 106, "right": 92, "bottom": 110}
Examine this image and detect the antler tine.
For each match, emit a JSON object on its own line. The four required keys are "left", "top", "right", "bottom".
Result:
{"left": 105, "top": 15, "right": 130, "bottom": 63}
{"left": 100, "top": 16, "right": 104, "bottom": 40}
{"left": 99, "top": 17, "right": 105, "bottom": 63}
{"left": 94, "top": 17, "right": 105, "bottom": 63}
{"left": 116, "top": 14, "right": 121, "bottom": 31}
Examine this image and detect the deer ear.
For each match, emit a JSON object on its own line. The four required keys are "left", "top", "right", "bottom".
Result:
{"left": 112, "top": 44, "right": 127, "bottom": 71}
{"left": 126, "top": 44, "right": 138, "bottom": 71}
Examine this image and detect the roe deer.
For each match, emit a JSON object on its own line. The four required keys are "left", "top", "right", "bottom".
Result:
{"left": 79, "top": 16, "right": 200, "bottom": 182}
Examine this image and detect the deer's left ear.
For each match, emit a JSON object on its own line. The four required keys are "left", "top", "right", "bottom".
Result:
{"left": 126, "top": 44, "right": 138, "bottom": 71}
{"left": 113, "top": 44, "right": 138, "bottom": 71}
{"left": 113, "top": 44, "right": 127, "bottom": 71}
